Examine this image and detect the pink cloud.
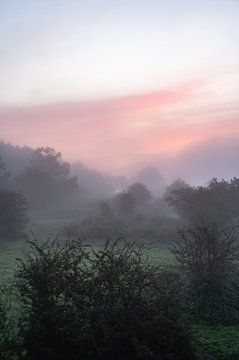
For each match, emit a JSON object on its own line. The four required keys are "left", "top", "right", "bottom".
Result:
{"left": 0, "top": 79, "right": 239, "bottom": 173}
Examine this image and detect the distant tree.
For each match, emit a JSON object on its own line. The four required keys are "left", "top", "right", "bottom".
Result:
{"left": 0, "top": 191, "right": 28, "bottom": 240}
{"left": 166, "top": 178, "right": 239, "bottom": 225}
{"left": 15, "top": 238, "right": 195, "bottom": 359}
{"left": 163, "top": 178, "right": 190, "bottom": 201}
{"left": 15, "top": 147, "right": 79, "bottom": 209}
{"left": 166, "top": 186, "right": 195, "bottom": 222}
{"left": 0, "top": 156, "right": 11, "bottom": 191}
{"left": 127, "top": 182, "right": 152, "bottom": 206}
{"left": 31, "top": 147, "right": 70, "bottom": 179}
{"left": 172, "top": 222, "right": 239, "bottom": 323}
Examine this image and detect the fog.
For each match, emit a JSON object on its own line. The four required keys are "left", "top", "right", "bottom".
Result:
{"left": 2, "top": 136, "right": 239, "bottom": 195}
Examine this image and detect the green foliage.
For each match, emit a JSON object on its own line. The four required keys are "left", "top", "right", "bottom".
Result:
{"left": 0, "top": 285, "right": 22, "bottom": 360}
{"left": 0, "top": 191, "right": 28, "bottom": 241}
{"left": 172, "top": 222, "right": 239, "bottom": 324}
{"left": 15, "top": 238, "right": 195, "bottom": 359}
{"left": 1, "top": 235, "right": 239, "bottom": 359}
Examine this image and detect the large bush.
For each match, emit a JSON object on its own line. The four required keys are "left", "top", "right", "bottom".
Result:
{"left": 172, "top": 222, "right": 239, "bottom": 324}
{"left": 15, "top": 238, "right": 195, "bottom": 359}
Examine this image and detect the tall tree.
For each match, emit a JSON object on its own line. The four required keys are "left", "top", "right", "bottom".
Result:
{"left": 15, "top": 147, "right": 79, "bottom": 209}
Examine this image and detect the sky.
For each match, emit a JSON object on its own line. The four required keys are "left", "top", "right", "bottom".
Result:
{"left": 0, "top": 0, "right": 239, "bottom": 181}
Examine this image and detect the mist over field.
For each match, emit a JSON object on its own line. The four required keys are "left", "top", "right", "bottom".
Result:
{"left": 1, "top": 1, "right": 239, "bottom": 359}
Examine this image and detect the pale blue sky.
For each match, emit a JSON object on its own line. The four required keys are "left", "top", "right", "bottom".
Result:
{"left": 0, "top": 0, "right": 239, "bottom": 105}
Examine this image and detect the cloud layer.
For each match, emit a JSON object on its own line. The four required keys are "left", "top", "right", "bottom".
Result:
{"left": 1, "top": 77, "right": 239, "bottom": 181}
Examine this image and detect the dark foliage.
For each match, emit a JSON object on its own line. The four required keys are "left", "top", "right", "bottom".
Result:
{"left": 15, "top": 238, "right": 195, "bottom": 360}
{"left": 0, "top": 191, "right": 28, "bottom": 241}
{"left": 14, "top": 147, "right": 79, "bottom": 209}
{"left": 127, "top": 182, "right": 152, "bottom": 206}
{"left": 172, "top": 222, "right": 239, "bottom": 323}
{"left": 0, "top": 285, "right": 23, "bottom": 360}
{"left": 0, "top": 156, "right": 11, "bottom": 191}
{"left": 163, "top": 178, "right": 190, "bottom": 202}
{"left": 167, "top": 178, "right": 239, "bottom": 226}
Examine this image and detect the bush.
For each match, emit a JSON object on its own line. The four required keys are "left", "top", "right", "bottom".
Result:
{"left": 0, "top": 191, "right": 28, "bottom": 241}
{"left": 172, "top": 222, "right": 239, "bottom": 324}
{"left": 0, "top": 285, "right": 22, "bottom": 360}
{"left": 15, "top": 238, "right": 195, "bottom": 359}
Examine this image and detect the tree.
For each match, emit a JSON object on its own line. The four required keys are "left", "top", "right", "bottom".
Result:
{"left": 15, "top": 238, "right": 195, "bottom": 360}
{"left": 0, "top": 156, "right": 11, "bottom": 191}
{"left": 127, "top": 182, "right": 152, "bottom": 206}
{"left": 163, "top": 178, "right": 190, "bottom": 201}
{"left": 0, "top": 191, "right": 28, "bottom": 240}
{"left": 167, "top": 177, "right": 239, "bottom": 225}
{"left": 30, "top": 147, "right": 70, "bottom": 179}
{"left": 172, "top": 221, "right": 239, "bottom": 323}
{"left": 15, "top": 147, "right": 79, "bottom": 209}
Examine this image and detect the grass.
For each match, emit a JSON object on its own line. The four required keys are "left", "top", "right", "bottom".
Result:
{"left": 192, "top": 324, "right": 239, "bottom": 360}
{"left": 0, "top": 241, "right": 28, "bottom": 281}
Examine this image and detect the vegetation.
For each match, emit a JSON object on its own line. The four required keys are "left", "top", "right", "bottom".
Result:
{"left": 167, "top": 178, "right": 239, "bottom": 225}
{"left": 0, "top": 191, "right": 28, "bottom": 241}
{"left": 0, "top": 238, "right": 195, "bottom": 359}
{"left": 1, "top": 144, "right": 239, "bottom": 359}
{"left": 14, "top": 147, "right": 79, "bottom": 210}
{"left": 172, "top": 222, "right": 239, "bottom": 324}
{"left": 0, "top": 156, "right": 11, "bottom": 191}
